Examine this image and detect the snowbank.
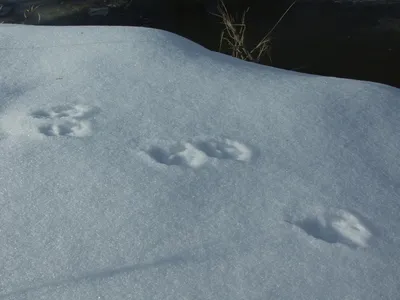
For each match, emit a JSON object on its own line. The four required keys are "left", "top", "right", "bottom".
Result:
{"left": 0, "top": 25, "right": 399, "bottom": 300}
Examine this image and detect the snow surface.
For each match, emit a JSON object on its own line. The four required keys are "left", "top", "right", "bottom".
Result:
{"left": 0, "top": 24, "right": 399, "bottom": 300}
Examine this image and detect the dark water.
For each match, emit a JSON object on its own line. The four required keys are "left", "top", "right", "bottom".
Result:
{"left": 169, "top": 1, "right": 400, "bottom": 87}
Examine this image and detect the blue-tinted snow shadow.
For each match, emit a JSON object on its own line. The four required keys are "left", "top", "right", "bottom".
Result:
{"left": 0, "top": 242, "right": 226, "bottom": 299}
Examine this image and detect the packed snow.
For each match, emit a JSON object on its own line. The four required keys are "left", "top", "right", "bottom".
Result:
{"left": 0, "top": 24, "right": 399, "bottom": 300}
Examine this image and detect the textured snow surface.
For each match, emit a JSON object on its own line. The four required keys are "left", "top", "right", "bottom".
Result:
{"left": 0, "top": 25, "right": 399, "bottom": 300}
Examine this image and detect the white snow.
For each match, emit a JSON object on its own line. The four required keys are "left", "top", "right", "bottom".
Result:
{"left": 0, "top": 24, "right": 399, "bottom": 300}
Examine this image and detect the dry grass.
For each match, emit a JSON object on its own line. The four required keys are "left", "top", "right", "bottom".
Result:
{"left": 212, "top": 0, "right": 296, "bottom": 63}
{"left": 24, "top": 4, "right": 41, "bottom": 24}
{"left": 103, "top": 0, "right": 133, "bottom": 9}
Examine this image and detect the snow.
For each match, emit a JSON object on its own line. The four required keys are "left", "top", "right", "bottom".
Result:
{"left": 0, "top": 24, "right": 399, "bottom": 300}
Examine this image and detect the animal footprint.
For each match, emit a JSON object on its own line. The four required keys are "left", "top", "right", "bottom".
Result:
{"left": 194, "top": 138, "right": 253, "bottom": 162}
{"left": 38, "top": 120, "right": 92, "bottom": 137}
{"left": 31, "top": 105, "right": 93, "bottom": 119}
{"left": 146, "top": 138, "right": 253, "bottom": 168}
{"left": 147, "top": 143, "right": 208, "bottom": 169}
{"left": 30, "top": 104, "right": 97, "bottom": 137}
{"left": 294, "top": 209, "right": 372, "bottom": 248}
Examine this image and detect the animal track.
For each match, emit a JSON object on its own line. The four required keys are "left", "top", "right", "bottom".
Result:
{"left": 146, "top": 138, "right": 253, "bottom": 168}
{"left": 148, "top": 143, "right": 208, "bottom": 169}
{"left": 294, "top": 209, "right": 372, "bottom": 248}
{"left": 31, "top": 104, "right": 92, "bottom": 119}
{"left": 30, "top": 104, "right": 97, "bottom": 137}
{"left": 38, "top": 120, "right": 92, "bottom": 137}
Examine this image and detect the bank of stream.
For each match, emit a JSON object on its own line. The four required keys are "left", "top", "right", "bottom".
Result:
{"left": 1, "top": 0, "right": 399, "bottom": 87}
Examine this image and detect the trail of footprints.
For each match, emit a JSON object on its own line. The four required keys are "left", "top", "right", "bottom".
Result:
{"left": 29, "top": 105, "right": 253, "bottom": 168}
{"left": 28, "top": 104, "right": 252, "bottom": 169}
{"left": 26, "top": 104, "right": 374, "bottom": 249}
{"left": 30, "top": 104, "right": 98, "bottom": 137}
{"left": 146, "top": 138, "right": 253, "bottom": 169}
